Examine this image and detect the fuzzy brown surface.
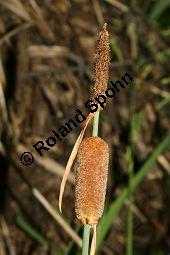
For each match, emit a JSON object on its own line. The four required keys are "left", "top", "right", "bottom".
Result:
{"left": 75, "top": 136, "right": 109, "bottom": 224}
{"left": 90, "top": 23, "right": 110, "bottom": 99}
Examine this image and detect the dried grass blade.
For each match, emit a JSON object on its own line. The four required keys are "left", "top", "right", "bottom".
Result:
{"left": 33, "top": 188, "right": 82, "bottom": 248}
{"left": 105, "top": 0, "right": 129, "bottom": 13}
{"left": 90, "top": 225, "right": 97, "bottom": 255}
{"left": 0, "top": 23, "right": 31, "bottom": 46}
{"left": 59, "top": 113, "right": 95, "bottom": 212}
{"left": 0, "top": 216, "right": 16, "bottom": 255}
{"left": 0, "top": 0, "right": 32, "bottom": 22}
{"left": 29, "top": 0, "right": 55, "bottom": 40}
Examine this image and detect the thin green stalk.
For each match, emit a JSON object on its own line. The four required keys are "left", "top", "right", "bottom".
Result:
{"left": 16, "top": 214, "right": 63, "bottom": 255}
{"left": 126, "top": 147, "right": 134, "bottom": 255}
{"left": 127, "top": 202, "right": 133, "bottom": 255}
{"left": 92, "top": 111, "right": 100, "bottom": 136}
{"left": 82, "top": 224, "right": 91, "bottom": 255}
{"left": 97, "top": 133, "right": 170, "bottom": 250}
{"left": 81, "top": 111, "right": 100, "bottom": 255}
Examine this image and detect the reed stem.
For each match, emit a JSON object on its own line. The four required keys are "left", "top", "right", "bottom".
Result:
{"left": 92, "top": 111, "right": 100, "bottom": 137}
{"left": 82, "top": 224, "right": 91, "bottom": 255}
{"left": 81, "top": 111, "right": 101, "bottom": 255}
{"left": 126, "top": 147, "right": 134, "bottom": 255}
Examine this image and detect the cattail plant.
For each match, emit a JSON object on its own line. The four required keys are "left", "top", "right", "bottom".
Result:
{"left": 59, "top": 23, "right": 110, "bottom": 255}
{"left": 75, "top": 137, "right": 109, "bottom": 225}
{"left": 75, "top": 137, "right": 109, "bottom": 254}
{"left": 91, "top": 23, "right": 110, "bottom": 100}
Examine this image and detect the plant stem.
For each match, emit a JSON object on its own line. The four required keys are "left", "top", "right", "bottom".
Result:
{"left": 92, "top": 111, "right": 100, "bottom": 136}
{"left": 82, "top": 224, "right": 91, "bottom": 255}
{"left": 81, "top": 110, "right": 100, "bottom": 255}
{"left": 96, "top": 133, "right": 170, "bottom": 250}
{"left": 127, "top": 198, "right": 133, "bottom": 255}
{"left": 126, "top": 147, "right": 134, "bottom": 255}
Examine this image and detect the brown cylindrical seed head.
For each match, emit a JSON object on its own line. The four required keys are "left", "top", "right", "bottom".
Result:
{"left": 91, "top": 23, "right": 110, "bottom": 100}
{"left": 75, "top": 136, "right": 109, "bottom": 225}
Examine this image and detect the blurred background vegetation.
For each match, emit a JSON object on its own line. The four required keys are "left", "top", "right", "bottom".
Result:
{"left": 0, "top": 0, "right": 170, "bottom": 254}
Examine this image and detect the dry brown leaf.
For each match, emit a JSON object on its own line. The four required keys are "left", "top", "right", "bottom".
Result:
{"left": 59, "top": 113, "right": 95, "bottom": 212}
